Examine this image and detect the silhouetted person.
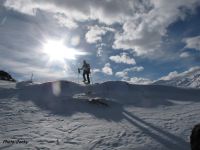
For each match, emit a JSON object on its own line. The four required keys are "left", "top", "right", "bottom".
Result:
{"left": 190, "top": 123, "right": 200, "bottom": 150}
{"left": 78, "top": 60, "right": 90, "bottom": 84}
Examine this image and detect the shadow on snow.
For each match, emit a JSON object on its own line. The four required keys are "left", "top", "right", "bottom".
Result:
{"left": 0, "top": 80, "right": 195, "bottom": 149}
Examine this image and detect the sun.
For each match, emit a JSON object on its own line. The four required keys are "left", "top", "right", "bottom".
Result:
{"left": 42, "top": 39, "right": 86, "bottom": 61}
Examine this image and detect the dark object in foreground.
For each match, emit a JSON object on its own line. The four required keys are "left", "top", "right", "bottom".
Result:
{"left": 88, "top": 98, "right": 109, "bottom": 107}
{"left": 191, "top": 123, "right": 200, "bottom": 150}
{"left": 0, "top": 70, "right": 16, "bottom": 82}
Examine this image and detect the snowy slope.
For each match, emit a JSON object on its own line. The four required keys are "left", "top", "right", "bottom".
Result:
{"left": 154, "top": 67, "right": 200, "bottom": 88}
{"left": 0, "top": 80, "right": 200, "bottom": 150}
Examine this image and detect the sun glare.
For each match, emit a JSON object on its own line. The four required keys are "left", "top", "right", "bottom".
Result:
{"left": 43, "top": 40, "right": 86, "bottom": 61}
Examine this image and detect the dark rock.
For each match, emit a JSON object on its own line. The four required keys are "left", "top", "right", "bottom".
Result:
{"left": 190, "top": 123, "right": 200, "bottom": 150}
{"left": 0, "top": 70, "right": 16, "bottom": 82}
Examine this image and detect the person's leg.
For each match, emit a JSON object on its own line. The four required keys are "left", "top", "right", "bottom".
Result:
{"left": 83, "top": 71, "right": 86, "bottom": 82}
{"left": 86, "top": 72, "right": 90, "bottom": 84}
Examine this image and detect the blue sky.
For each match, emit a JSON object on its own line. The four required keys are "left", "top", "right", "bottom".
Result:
{"left": 0, "top": 0, "right": 200, "bottom": 83}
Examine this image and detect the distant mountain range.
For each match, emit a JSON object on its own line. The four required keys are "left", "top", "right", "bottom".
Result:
{"left": 153, "top": 67, "right": 200, "bottom": 88}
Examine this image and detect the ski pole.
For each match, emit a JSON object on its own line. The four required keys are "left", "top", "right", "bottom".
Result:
{"left": 78, "top": 73, "right": 79, "bottom": 84}
{"left": 90, "top": 71, "right": 93, "bottom": 84}
{"left": 78, "top": 68, "right": 80, "bottom": 84}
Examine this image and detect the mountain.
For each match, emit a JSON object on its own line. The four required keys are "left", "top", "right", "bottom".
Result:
{"left": 1, "top": 80, "right": 200, "bottom": 149}
{"left": 153, "top": 67, "right": 200, "bottom": 88}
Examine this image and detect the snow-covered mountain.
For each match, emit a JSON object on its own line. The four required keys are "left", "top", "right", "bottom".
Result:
{"left": 1, "top": 80, "right": 200, "bottom": 150}
{"left": 154, "top": 67, "right": 200, "bottom": 88}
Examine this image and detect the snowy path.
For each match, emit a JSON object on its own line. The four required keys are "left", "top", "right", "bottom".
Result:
{"left": 0, "top": 81, "right": 200, "bottom": 149}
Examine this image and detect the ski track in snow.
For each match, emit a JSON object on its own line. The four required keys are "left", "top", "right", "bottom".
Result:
{"left": 0, "top": 80, "right": 200, "bottom": 150}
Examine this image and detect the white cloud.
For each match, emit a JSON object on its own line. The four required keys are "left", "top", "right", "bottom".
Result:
{"left": 186, "top": 66, "right": 200, "bottom": 72}
{"left": 115, "top": 66, "right": 144, "bottom": 79}
{"left": 129, "top": 77, "right": 152, "bottom": 85}
{"left": 159, "top": 71, "right": 179, "bottom": 80}
{"left": 4, "top": 0, "right": 37, "bottom": 15}
{"left": 114, "top": 66, "right": 150, "bottom": 85}
{"left": 92, "top": 68, "right": 101, "bottom": 73}
{"left": 122, "top": 77, "right": 152, "bottom": 85}
{"left": 128, "top": 77, "right": 153, "bottom": 85}
{"left": 109, "top": 53, "right": 136, "bottom": 65}
{"left": 124, "top": 66, "right": 144, "bottom": 72}
{"left": 85, "top": 25, "right": 107, "bottom": 44}
{"left": 70, "top": 35, "right": 80, "bottom": 46}
{"left": 96, "top": 43, "right": 106, "bottom": 57}
{"left": 115, "top": 71, "right": 128, "bottom": 78}
{"left": 180, "top": 52, "right": 190, "bottom": 58}
{"left": 54, "top": 14, "right": 78, "bottom": 29}
{"left": 85, "top": 25, "right": 114, "bottom": 44}
{"left": 102, "top": 63, "right": 113, "bottom": 75}
{"left": 113, "top": 0, "right": 200, "bottom": 56}
{"left": 183, "top": 35, "right": 200, "bottom": 51}
{"left": 97, "top": 47, "right": 103, "bottom": 57}
{"left": 3, "top": 0, "right": 200, "bottom": 60}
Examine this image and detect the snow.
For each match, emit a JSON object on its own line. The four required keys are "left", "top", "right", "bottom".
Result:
{"left": 0, "top": 80, "right": 200, "bottom": 149}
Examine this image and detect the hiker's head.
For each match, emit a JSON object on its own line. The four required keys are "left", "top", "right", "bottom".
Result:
{"left": 83, "top": 60, "right": 86, "bottom": 64}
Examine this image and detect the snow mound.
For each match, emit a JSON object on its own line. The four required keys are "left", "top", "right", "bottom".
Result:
{"left": 4, "top": 81, "right": 123, "bottom": 120}
{"left": 16, "top": 81, "right": 34, "bottom": 88}
{"left": 4, "top": 80, "right": 199, "bottom": 110}
{"left": 1, "top": 80, "right": 200, "bottom": 120}
{"left": 0, "top": 80, "right": 16, "bottom": 89}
